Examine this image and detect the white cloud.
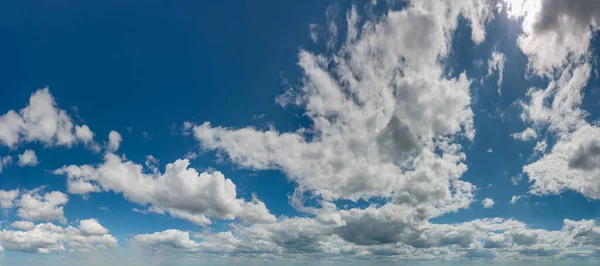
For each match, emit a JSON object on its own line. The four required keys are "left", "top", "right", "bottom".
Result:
{"left": 533, "top": 140, "right": 547, "bottom": 154}
{"left": 525, "top": 124, "right": 600, "bottom": 199}
{"left": 17, "top": 149, "right": 38, "bottom": 167}
{"left": 510, "top": 195, "right": 525, "bottom": 204}
{"left": 0, "top": 155, "right": 12, "bottom": 173}
{"left": 0, "top": 88, "right": 98, "bottom": 149}
{"left": 17, "top": 190, "right": 68, "bottom": 223}
{"left": 0, "top": 219, "right": 117, "bottom": 253}
{"left": 132, "top": 216, "right": 600, "bottom": 261}
{"left": 54, "top": 153, "right": 276, "bottom": 226}
{"left": 11, "top": 221, "right": 35, "bottom": 231}
{"left": 482, "top": 198, "right": 495, "bottom": 208}
{"left": 308, "top": 24, "right": 319, "bottom": 43}
{"left": 134, "top": 229, "right": 199, "bottom": 250}
{"left": 188, "top": 1, "right": 498, "bottom": 221}
{"left": 78, "top": 218, "right": 109, "bottom": 236}
{"left": 508, "top": 0, "right": 600, "bottom": 76}
{"left": 511, "top": 127, "right": 538, "bottom": 142}
{"left": 0, "top": 189, "right": 19, "bottom": 209}
{"left": 487, "top": 51, "right": 505, "bottom": 95}
{"left": 487, "top": 148, "right": 493, "bottom": 153}
{"left": 106, "top": 130, "right": 122, "bottom": 153}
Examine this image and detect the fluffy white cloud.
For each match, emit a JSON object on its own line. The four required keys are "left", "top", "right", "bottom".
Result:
{"left": 511, "top": 127, "right": 537, "bottom": 141}
{"left": 525, "top": 124, "right": 600, "bottom": 199}
{"left": 78, "top": 218, "right": 109, "bottom": 236}
{"left": 508, "top": 0, "right": 600, "bottom": 75}
{"left": 0, "top": 189, "right": 19, "bottom": 209}
{"left": 134, "top": 229, "right": 199, "bottom": 250}
{"left": 0, "top": 219, "right": 117, "bottom": 253}
{"left": 0, "top": 88, "right": 98, "bottom": 149}
{"left": 11, "top": 221, "right": 35, "bottom": 231}
{"left": 106, "top": 130, "right": 122, "bottom": 153}
{"left": 188, "top": 1, "right": 499, "bottom": 225}
{"left": 17, "top": 149, "right": 38, "bottom": 167}
{"left": 482, "top": 198, "right": 495, "bottom": 208}
{"left": 0, "top": 155, "right": 12, "bottom": 173}
{"left": 17, "top": 190, "right": 68, "bottom": 223}
{"left": 132, "top": 216, "right": 600, "bottom": 261}
{"left": 54, "top": 153, "right": 276, "bottom": 225}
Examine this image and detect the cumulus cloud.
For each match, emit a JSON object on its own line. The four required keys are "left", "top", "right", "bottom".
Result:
{"left": 0, "top": 189, "right": 19, "bottom": 209}
{"left": 17, "top": 149, "right": 38, "bottom": 167}
{"left": 17, "top": 190, "right": 68, "bottom": 223}
{"left": 508, "top": 0, "right": 600, "bottom": 76}
{"left": 187, "top": 1, "right": 499, "bottom": 226}
{"left": 106, "top": 131, "right": 122, "bottom": 153}
{"left": 54, "top": 153, "right": 276, "bottom": 225}
{"left": 0, "top": 88, "right": 98, "bottom": 149}
{"left": 11, "top": 221, "right": 35, "bottom": 231}
{"left": 134, "top": 229, "right": 199, "bottom": 250}
{"left": 0, "top": 219, "right": 117, "bottom": 253}
{"left": 525, "top": 125, "right": 600, "bottom": 199}
{"left": 511, "top": 127, "right": 538, "bottom": 141}
{"left": 132, "top": 216, "right": 600, "bottom": 261}
{"left": 482, "top": 198, "right": 495, "bottom": 208}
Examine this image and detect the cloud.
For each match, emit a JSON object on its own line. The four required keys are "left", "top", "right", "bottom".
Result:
{"left": 134, "top": 229, "right": 199, "bottom": 250}
{"left": 18, "top": 149, "right": 38, "bottom": 167}
{"left": 508, "top": 0, "right": 600, "bottom": 76}
{"left": 0, "top": 189, "right": 19, "bottom": 209}
{"left": 54, "top": 153, "right": 276, "bottom": 226}
{"left": 487, "top": 51, "right": 505, "bottom": 95}
{"left": 0, "top": 219, "right": 117, "bottom": 254}
{"left": 511, "top": 127, "right": 538, "bottom": 142}
{"left": 482, "top": 198, "right": 495, "bottom": 208}
{"left": 187, "top": 1, "right": 499, "bottom": 222}
{"left": 106, "top": 131, "right": 122, "bottom": 153}
{"left": 0, "top": 88, "right": 98, "bottom": 149}
{"left": 525, "top": 124, "right": 600, "bottom": 199}
{"left": 131, "top": 216, "right": 600, "bottom": 261}
{"left": 11, "top": 221, "right": 35, "bottom": 231}
{"left": 78, "top": 218, "right": 109, "bottom": 236}
{"left": 17, "top": 190, "right": 68, "bottom": 223}
{"left": 510, "top": 195, "right": 526, "bottom": 204}
{"left": 0, "top": 155, "right": 12, "bottom": 173}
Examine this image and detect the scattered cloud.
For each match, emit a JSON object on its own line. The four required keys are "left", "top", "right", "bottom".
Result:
{"left": 0, "top": 219, "right": 117, "bottom": 253}
{"left": 0, "top": 155, "right": 12, "bottom": 173}
{"left": 18, "top": 149, "right": 38, "bottom": 167}
{"left": 106, "top": 131, "right": 122, "bottom": 153}
{"left": 487, "top": 51, "right": 505, "bottom": 95}
{"left": 0, "top": 88, "right": 98, "bottom": 150}
{"left": 54, "top": 153, "right": 276, "bottom": 225}
{"left": 482, "top": 198, "right": 495, "bottom": 208}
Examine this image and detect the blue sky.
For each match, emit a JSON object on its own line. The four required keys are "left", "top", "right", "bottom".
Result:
{"left": 1, "top": 0, "right": 600, "bottom": 265}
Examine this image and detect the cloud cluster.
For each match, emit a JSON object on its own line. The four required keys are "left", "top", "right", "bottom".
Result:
{"left": 133, "top": 216, "right": 600, "bottom": 261}
{"left": 6, "top": 189, "right": 69, "bottom": 224}
{"left": 511, "top": 0, "right": 600, "bottom": 200}
{"left": 508, "top": 0, "right": 600, "bottom": 76}
{"left": 54, "top": 153, "right": 276, "bottom": 226}
{"left": 0, "top": 88, "right": 99, "bottom": 150}
{"left": 188, "top": 1, "right": 498, "bottom": 226}
{"left": 0, "top": 219, "right": 117, "bottom": 253}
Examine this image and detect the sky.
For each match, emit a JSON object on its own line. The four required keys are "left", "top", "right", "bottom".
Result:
{"left": 1, "top": 0, "right": 600, "bottom": 265}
